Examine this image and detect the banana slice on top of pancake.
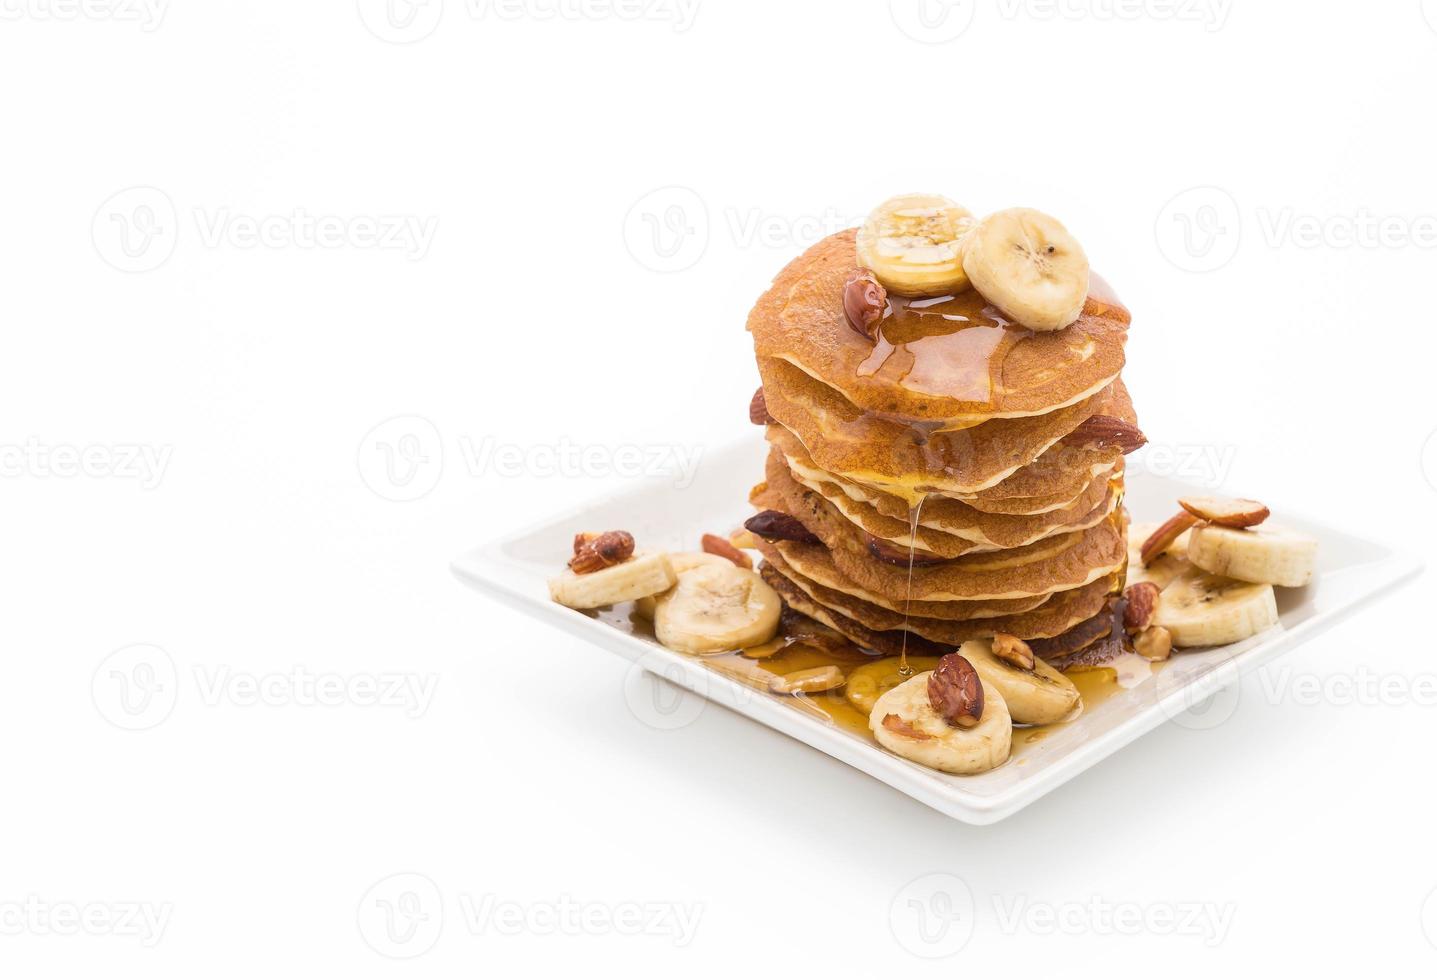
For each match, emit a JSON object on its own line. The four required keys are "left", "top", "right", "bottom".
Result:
{"left": 856, "top": 193, "right": 976, "bottom": 297}
{"left": 962, "top": 208, "right": 1089, "bottom": 331}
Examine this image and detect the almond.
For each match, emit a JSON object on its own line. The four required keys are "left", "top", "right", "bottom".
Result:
{"left": 1134, "top": 626, "right": 1173, "bottom": 662}
{"left": 1140, "top": 511, "right": 1199, "bottom": 566}
{"left": 843, "top": 268, "right": 887, "bottom": 340}
{"left": 701, "top": 533, "right": 752, "bottom": 569}
{"left": 865, "top": 534, "right": 948, "bottom": 567}
{"left": 744, "top": 509, "right": 821, "bottom": 545}
{"left": 927, "top": 653, "right": 983, "bottom": 729}
{"left": 881, "top": 713, "right": 934, "bottom": 741}
{"left": 1179, "top": 495, "right": 1270, "bottom": 529}
{"left": 569, "top": 530, "right": 634, "bottom": 574}
{"left": 1062, "top": 415, "right": 1148, "bottom": 454}
{"left": 991, "top": 633, "right": 1036, "bottom": 671}
{"left": 749, "top": 387, "right": 775, "bottom": 426}
{"left": 1123, "top": 581, "right": 1161, "bottom": 632}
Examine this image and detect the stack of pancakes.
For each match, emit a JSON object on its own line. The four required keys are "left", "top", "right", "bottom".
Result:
{"left": 744, "top": 230, "right": 1141, "bottom": 659}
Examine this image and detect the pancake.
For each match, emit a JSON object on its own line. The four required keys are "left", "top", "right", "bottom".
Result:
{"left": 758, "top": 564, "right": 955, "bottom": 659}
{"left": 760, "top": 356, "right": 1133, "bottom": 497}
{"left": 768, "top": 439, "right": 1121, "bottom": 554}
{"left": 753, "top": 538, "right": 1053, "bottom": 619}
{"left": 747, "top": 229, "right": 1130, "bottom": 424}
{"left": 769, "top": 421, "right": 1120, "bottom": 520}
{"left": 763, "top": 551, "right": 1119, "bottom": 644}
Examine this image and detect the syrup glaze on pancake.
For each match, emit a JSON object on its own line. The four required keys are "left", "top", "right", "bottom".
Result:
{"left": 747, "top": 230, "right": 1130, "bottom": 424}
{"left": 771, "top": 424, "right": 1121, "bottom": 540}
{"left": 760, "top": 356, "right": 1133, "bottom": 496}
{"left": 763, "top": 445, "right": 1120, "bottom": 557}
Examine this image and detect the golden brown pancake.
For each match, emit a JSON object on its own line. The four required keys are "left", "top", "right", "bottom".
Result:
{"left": 763, "top": 552, "right": 1118, "bottom": 644}
{"left": 753, "top": 537, "right": 1053, "bottom": 618}
{"left": 767, "top": 440, "right": 1120, "bottom": 554}
{"left": 760, "top": 356, "right": 1133, "bottom": 497}
{"left": 747, "top": 229, "right": 1130, "bottom": 424}
{"left": 768, "top": 421, "right": 1120, "bottom": 520}
{"left": 759, "top": 564, "right": 953, "bottom": 659}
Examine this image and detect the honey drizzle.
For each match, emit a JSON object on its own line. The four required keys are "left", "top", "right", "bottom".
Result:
{"left": 896, "top": 493, "right": 929, "bottom": 677}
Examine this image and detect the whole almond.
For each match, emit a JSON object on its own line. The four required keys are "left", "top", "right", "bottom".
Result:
{"left": 1123, "top": 581, "right": 1161, "bottom": 632}
{"left": 701, "top": 533, "right": 752, "bottom": 569}
{"left": 1140, "top": 511, "right": 1200, "bottom": 566}
{"left": 749, "top": 387, "right": 775, "bottom": 426}
{"left": 927, "top": 653, "right": 984, "bottom": 729}
{"left": 1063, "top": 415, "right": 1148, "bottom": 454}
{"left": 744, "top": 510, "right": 821, "bottom": 545}
{"left": 843, "top": 269, "right": 888, "bottom": 340}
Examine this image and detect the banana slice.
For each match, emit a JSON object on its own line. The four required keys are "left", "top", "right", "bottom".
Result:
{"left": 653, "top": 560, "right": 782, "bottom": 655}
{"left": 869, "top": 673, "right": 1011, "bottom": 775}
{"left": 958, "top": 639, "right": 1079, "bottom": 725}
{"left": 961, "top": 208, "right": 1089, "bottom": 331}
{"left": 1187, "top": 524, "right": 1318, "bottom": 588}
{"left": 1153, "top": 566, "right": 1279, "bottom": 647}
{"left": 855, "top": 193, "right": 975, "bottom": 297}
{"left": 634, "top": 552, "right": 733, "bottom": 619}
{"left": 844, "top": 656, "right": 943, "bottom": 714}
{"left": 548, "top": 553, "right": 676, "bottom": 610}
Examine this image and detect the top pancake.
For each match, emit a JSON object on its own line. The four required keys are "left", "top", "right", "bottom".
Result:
{"left": 747, "top": 229, "right": 1130, "bottom": 424}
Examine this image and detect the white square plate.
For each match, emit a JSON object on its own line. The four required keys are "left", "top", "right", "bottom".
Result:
{"left": 451, "top": 439, "right": 1422, "bottom": 825}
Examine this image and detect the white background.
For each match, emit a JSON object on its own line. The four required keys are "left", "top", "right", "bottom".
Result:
{"left": 3, "top": 0, "right": 1436, "bottom": 974}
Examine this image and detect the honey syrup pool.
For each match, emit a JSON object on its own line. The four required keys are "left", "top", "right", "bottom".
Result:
{"left": 591, "top": 602, "right": 1156, "bottom": 769}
